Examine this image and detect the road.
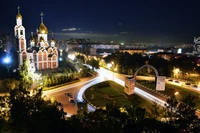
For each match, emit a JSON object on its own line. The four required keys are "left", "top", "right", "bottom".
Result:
{"left": 43, "top": 76, "right": 99, "bottom": 117}
{"left": 43, "top": 67, "right": 200, "bottom": 118}
{"left": 97, "top": 67, "right": 200, "bottom": 117}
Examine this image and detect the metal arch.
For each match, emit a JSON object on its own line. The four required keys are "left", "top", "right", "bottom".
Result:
{"left": 133, "top": 64, "right": 158, "bottom": 78}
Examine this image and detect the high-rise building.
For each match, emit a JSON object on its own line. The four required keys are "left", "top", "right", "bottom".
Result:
{"left": 14, "top": 7, "right": 58, "bottom": 70}
{"left": 194, "top": 37, "right": 200, "bottom": 55}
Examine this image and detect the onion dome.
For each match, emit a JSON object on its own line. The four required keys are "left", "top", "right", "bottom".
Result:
{"left": 38, "top": 12, "right": 48, "bottom": 34}
{"left": 16, "top": 6, "right": 22, "bottom": 19}
{"left": 50, "top": 32, "right": 55, "bottom": 42}
{"left": 30, "top": 32, "right": 35, "bottom": 42}
{"left": 31, "top": 37, "right": 35, "bottom": 42}
{"left": 38, "top": 22, "right": 48, "bottom": 34}
{"left": 50, "top": 38, "right": 55, "bottom": 42}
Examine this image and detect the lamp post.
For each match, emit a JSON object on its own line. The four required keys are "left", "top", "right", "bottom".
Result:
{"left": 173, "top": 68, "right": 180, "bottom": 79}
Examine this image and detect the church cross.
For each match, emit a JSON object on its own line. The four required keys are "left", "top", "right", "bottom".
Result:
{"left": 18, "top": 6, "right": 20, "bottom": 13}
{"left": 40, "top": 12, "right": 44, "bottom": 22}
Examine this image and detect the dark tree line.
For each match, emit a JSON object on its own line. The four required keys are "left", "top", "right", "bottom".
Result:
{"left": 0, "top": 86, "right": 199, "bottom": 133}
{"left": 104, "top": 52, "right": 200, "bottom": 77}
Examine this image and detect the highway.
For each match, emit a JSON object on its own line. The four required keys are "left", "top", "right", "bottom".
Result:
{"left": 44, "top": 67, "right": 167, "bottom": 115}
{"left": 43, "top": 76, "right": 100, "bottom": 117}
{"left": 43, "top": 67, "right": 200, "bottom": 117}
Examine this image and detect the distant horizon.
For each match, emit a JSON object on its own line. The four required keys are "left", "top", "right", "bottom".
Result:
{"left": 0, "top": 30, "right": 197, "bottom": 45}
{"left": 1, "top": 0, "right": 200, "bottom": 45}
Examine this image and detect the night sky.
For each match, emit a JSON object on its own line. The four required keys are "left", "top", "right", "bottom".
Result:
{"left": 1, "top": 0, "right": 200, "bottom": 43}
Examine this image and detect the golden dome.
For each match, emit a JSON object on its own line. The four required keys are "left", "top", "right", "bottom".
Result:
{"left": 16, "top": 6, "right": 22, "bottom": 19}
{"left": 16, "top": 13, "right": 22, "bottom": 19}
{"left": 31, "top": 37, "right": 35, "bottom": 42}
{"left": 50, "top": 38, "right": 55, "bottom": 42}
{"left": 38, "top": 22, "right": 48, "bottom": 34}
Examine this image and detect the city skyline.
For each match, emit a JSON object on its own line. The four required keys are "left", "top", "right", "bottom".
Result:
{"left": 1, "top": 0, "right": 200, "bottom": 43}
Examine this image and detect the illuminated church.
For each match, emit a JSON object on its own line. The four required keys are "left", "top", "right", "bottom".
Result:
{"left": 14, "top": 7, "right": 58, "bottom": 70}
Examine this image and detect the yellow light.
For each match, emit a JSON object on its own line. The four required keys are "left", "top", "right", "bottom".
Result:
{"left": 42, "top": 30, "right": 45, "bottom": 34}
{"left": 174, "top": 68, "right": 180, "bottom": 75}
{"left": 107, "top": 63, "right": 112, "bottom": 69}
{"left": 174, "top": 91, "right": 179, "bottom": 95}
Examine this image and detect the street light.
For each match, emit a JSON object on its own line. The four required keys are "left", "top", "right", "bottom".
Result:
{"left": 174, "top": 91, "right": 179, "bottom": 96}
{"left": 173, "top": 68, "right": 180, "bottom": 79}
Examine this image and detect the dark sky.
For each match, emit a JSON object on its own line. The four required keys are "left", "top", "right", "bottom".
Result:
{"left": 1, "top": 0, "right": 200, "bottom": 43}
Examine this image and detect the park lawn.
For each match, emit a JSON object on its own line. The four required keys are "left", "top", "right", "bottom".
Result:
{"left": 85, "top": 80, "right": 156, "bottom": 115}
{"left": 137, "top": 81, "right": 200, "bottom": 109}
{"left": 85, "top": 86, "right": 131, "bottom": 107}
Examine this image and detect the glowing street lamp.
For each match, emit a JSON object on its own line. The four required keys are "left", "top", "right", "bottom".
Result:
{"left": 173, "top": 68, "right": 180, "bottom": 79}
{"left": 174, "top": 91, "right": 179, "bottom": 96}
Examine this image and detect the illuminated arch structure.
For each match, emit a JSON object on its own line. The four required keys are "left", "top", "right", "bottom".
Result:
{"left": 124, "top": 62, "right": 166, "bottom": 95}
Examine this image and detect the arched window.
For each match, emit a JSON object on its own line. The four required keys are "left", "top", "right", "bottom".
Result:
{"left": 22, "top": 51, "right": 27, "bottom": 61}
{"left": 53, "top": 50, "right": 58, "bottom": 56}
{"left": 52, "top": 55, "right": 57, "bottom": 61}
{"left": 38, "top": 51, "right": 42, "bottom": 61}
{"left": 33, "top": 51, "right": 37, "bottom": 61}
{"left": 20, "top": 30, "right": 23, "bottom": 35}
{"left": 43, "top": 50, "right": 47, "bottom": 61}
{"left": 21, "top": 38, "right": 24, "bottom": 50}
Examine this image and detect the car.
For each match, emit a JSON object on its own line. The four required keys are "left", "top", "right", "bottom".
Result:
{"left": 69, "top": 99, "right": 76, "bottom": 105}
{"left": 68, "top": 97, "right": 76, "bottom": 105}
{"left": 65, "top": 93, "right": 71, "bottom": 97}
{"left": 192, "top": 85, "right": 198, "bottom": 88}
{"left": 185, "top": 83, "right": 191, "bottom": 85}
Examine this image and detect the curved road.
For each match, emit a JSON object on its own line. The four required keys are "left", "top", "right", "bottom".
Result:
{"left": 43, "top": 67, "right": 200, "bottom": 117}
{"left": 43, "top": 76, "right": 100, "bottom": 117}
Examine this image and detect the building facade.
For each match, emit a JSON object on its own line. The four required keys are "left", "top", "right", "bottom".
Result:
{"left": 14, "top": 7, "right": 58, "bottom": 70}
{"left": 194, "top": 37, "right": 200, "bottom": 55}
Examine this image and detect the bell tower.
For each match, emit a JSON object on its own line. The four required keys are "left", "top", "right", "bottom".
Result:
{"left": 14, "top": 6, "right": 27, "bottom": 66}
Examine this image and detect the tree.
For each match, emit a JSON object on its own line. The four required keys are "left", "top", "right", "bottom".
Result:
{"left": 0, "top": 87, "right": 68, "bottom": 133}
{"left": 19, "top": 60, "right": 34, "bottom": 89}
{"left": 87, "top": 59, "right": 99, "bottom": 70}
{"left": 4, "top": 79, "right": 20, "bottom": 91}
{"left": 165, "top": 96, "right": 178, "bottom": 123}
{"left": 175, "top": 95, "right": 200, "bottom": 132}
{"left": 152, "top": 101, "right": 161, "bottom": 119}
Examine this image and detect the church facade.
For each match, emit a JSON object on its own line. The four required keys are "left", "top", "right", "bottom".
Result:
{"left": 14, "top": 7, "right": 59, "bottom": 70}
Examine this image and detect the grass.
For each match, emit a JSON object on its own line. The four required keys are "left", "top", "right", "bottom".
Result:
{"left": 136, "top": 80, "right": 200, "bottom": 109}
{"left": 84, "top": 80, "right": 156, "bottom": 115}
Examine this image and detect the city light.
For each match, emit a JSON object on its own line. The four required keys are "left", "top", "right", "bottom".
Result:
{"left": 173, "top": 68, "right": 180, "bottom": 79}
{"left": 3, "top": 56, "right": 11, "bottom": 64}
{"left": 59, "top": 57, "right": 62, "bottom": 61}
{"left": 68, "top": 54, "right": 75, "bottom": 60}
{"left": 107, "top": 63, "right": 112, "bottom": 69}
{"left": 174, "top": 91, "right": 179, "bottom": 95}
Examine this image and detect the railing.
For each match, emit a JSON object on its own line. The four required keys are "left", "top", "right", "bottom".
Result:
{"left": 135, "top": 82, "right": 169, "bottom": 99}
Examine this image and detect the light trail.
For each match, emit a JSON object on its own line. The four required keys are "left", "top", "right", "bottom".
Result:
{"left": 43, "top": 77, "right": 99, "bottom": 95}
{"left": 77, "top": 77, "right": 104, "bottom": 100}
{"left": 77, "top": 75, "right": 104, "bottom": 112}
{"left": 100, "top": 67, "right": 167, "bottom": 106}
{"left": 77, "top": 67, "right": 167, "bottom": 112}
